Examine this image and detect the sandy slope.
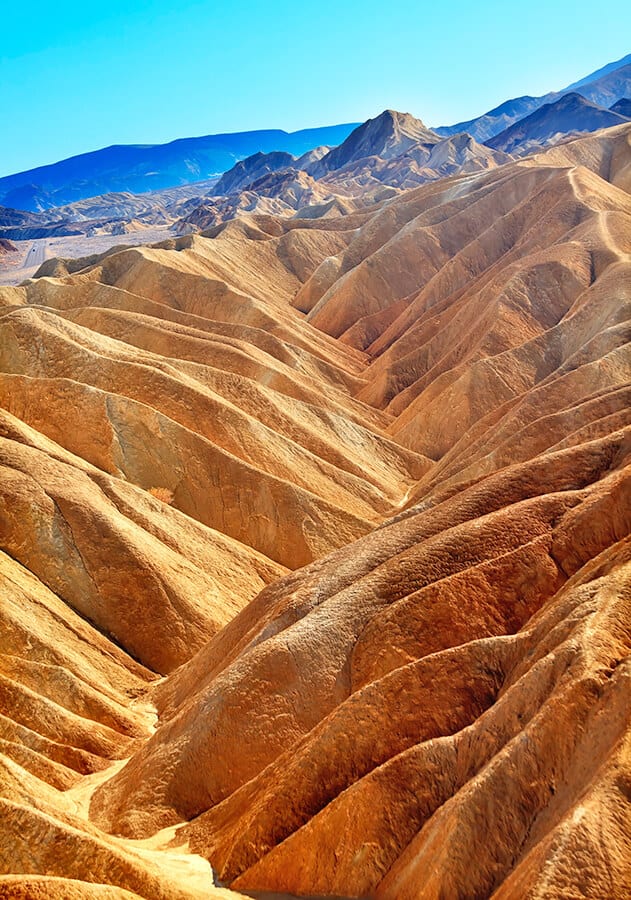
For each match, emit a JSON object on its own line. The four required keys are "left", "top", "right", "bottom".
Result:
{"left": 0, "top": 123, "right": 630, "bottom": 898}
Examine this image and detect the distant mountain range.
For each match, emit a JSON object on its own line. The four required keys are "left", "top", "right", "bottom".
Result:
{"left": 172, "top": 110, "right": 514, "bottom": 233}
{"left": 487, "top": 92, "right": 630, "bottom": 155}
{"left": 436, "top": 52, "right": 631, "bottom": 141}
{"left": 0, "top": 52, "right": 629, "bottom": 225}
{"left": 0, "top": 124, "right": 359, "bottom": 211}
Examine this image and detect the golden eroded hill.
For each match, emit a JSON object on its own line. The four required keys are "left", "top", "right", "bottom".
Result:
{"left": 0, "top": 123, "right": 630, "bottom": 899}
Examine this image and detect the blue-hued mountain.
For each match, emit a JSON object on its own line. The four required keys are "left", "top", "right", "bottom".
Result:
{"left": 172, "top": 112, "right": 512, "bottom": 233}
{"left": 0, "top": 123, "right": 359, "bottom": 211}
{"left": 309, "top": 110, "right": 441, "bottom": 175}
{"left": 611, "top": 97, "right": 631, "bottom": 117}
{"left": 487, "top": 92, "right": 630, "bottom": 155}
{"left": 211, "top": 150, "right": 297, "bottom": 196}
{"left": 564, "top": 53, "right": 631, "bottom": 91}
{"left": 436, "top": 52, "right": 631, "bottom": 142}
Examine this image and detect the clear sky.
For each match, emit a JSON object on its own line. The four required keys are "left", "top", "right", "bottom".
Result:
{"left": 1, "top": 0, "right": 629, "bottom": 176}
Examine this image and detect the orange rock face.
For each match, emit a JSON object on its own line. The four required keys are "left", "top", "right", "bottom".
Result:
{"left": 1, "top": 124, "right": 630, "bottom": 898}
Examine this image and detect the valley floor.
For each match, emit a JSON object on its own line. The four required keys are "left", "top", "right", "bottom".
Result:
{"left": 0, "top": 227, "right": 175, "bottom": 286}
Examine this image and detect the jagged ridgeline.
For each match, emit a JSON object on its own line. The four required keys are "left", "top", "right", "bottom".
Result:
{"left": 0, "top": 117, "right": 630, "bottom": 898}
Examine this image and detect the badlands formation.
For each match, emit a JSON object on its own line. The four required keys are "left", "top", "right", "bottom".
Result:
{"left": 0, "top": 121, "right": 630, "bottom": 898}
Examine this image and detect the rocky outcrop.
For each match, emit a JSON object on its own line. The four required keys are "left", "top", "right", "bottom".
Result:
{"left": 308, "top": 110, "right": 441, "bottom": 176}
{"left": 211, "top": 151, "right": 296, "bottom": 196}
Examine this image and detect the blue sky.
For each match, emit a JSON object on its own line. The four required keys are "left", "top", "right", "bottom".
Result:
{"left": 1, "top": 0, "right": 629, "bottom": 176}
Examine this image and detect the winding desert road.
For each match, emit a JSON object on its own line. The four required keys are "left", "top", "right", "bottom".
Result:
{"left": 22, "top": 240, "right": 49, "bottom": 269}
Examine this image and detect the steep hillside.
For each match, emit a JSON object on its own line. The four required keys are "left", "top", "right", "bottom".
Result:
{"left": 310, "top": 110, "right": 441, "bottom": 175}
{"left": 438, "top": 51, "right": 631, "bottom": 141}
{"left": 0, "top": 240, "right": 17, "bottom": 255}
{"left": 435, "top": 95, "right": 543, "bottom": 143}
{"left": 577, "top": 61, "right": 631, "bottom": 107}
{"left": 317, "top": 128, "right": 511, "bottom": 192}
{"left": 1, "top": 123, "right": 630, "bottom": 898}
{"left": 488, "top": 93, "right": 629, "bottom": 154}
{"left": 211, "top": 151, "right": 296, "bottom": 196}
{"left": 612, "top": 97, "right": 631, "bottom": 117}
{"left": 175, "top": 116, "right": 512, "bottom": 233}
